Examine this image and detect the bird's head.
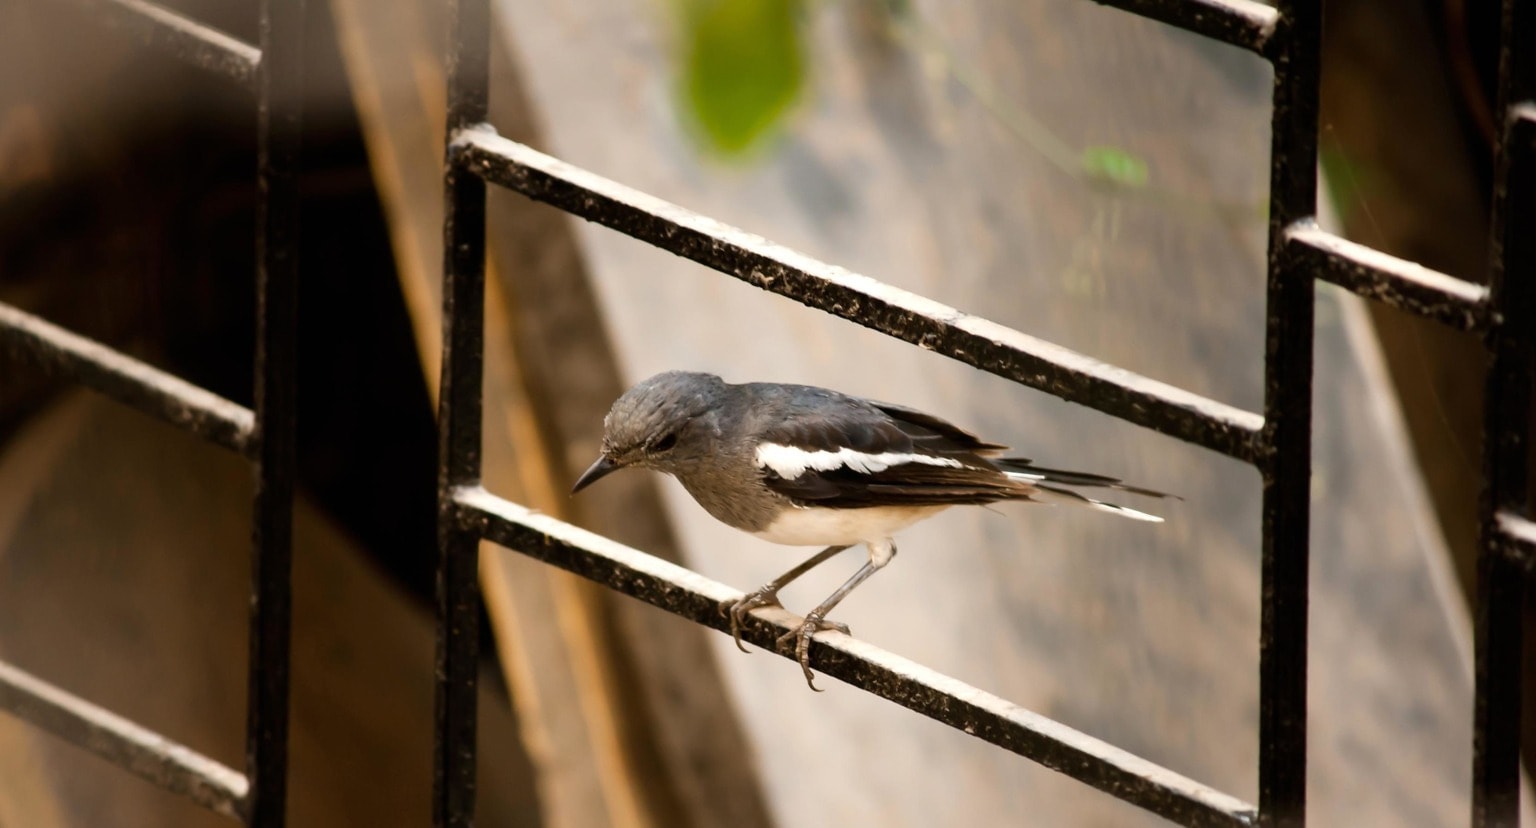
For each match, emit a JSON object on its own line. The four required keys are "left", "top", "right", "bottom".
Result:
{"left": 572, "top": 371, "right": 727, "bottom": 493}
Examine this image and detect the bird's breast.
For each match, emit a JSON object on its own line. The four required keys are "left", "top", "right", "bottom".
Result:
{"left": 751, "top": 504, "right": 949, "bottom": 547}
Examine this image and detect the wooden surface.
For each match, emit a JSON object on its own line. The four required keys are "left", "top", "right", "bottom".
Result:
{"left": 487, "top": 0, "right": 1490, "bottom": 824}
{"left": 0, "top": 391, "right": 537, "bottom": 826}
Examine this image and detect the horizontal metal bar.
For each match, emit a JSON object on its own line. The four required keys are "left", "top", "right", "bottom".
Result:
{"left": 452, "top": 126, "right": 1265, "bottom": 464}
{"left": 0, "top": 660, "right": 248, "bottom": 820}
{"left": 451, "top": 485, "right": 1259, "bottom": 828}
{"left": 69, "top": 0, "right": 261, "bottom": 90}
{"left": 1497, "top": 511, "right": 1536, "bottom": 572}
{"left": 0, "top": 302, "right": 254, "bottom": 455}
{"left": 1285, "top": 222, "right": 1491, "bottom": 331}
{"left": 1087, "top": 0, "right": 1278, "bottom": 56}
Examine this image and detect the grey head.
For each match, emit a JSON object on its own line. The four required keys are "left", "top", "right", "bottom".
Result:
{"left": 572, "top": 371, "right": 731, "bottom": 493}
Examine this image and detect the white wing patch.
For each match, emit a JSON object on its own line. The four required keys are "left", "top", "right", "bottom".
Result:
{"left": 754, "top": 443, "right": 963, "bottom": 480}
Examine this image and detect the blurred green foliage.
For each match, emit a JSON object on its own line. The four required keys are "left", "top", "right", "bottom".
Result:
{"left": 676, "top": 0, "right": 806, "bottom": 154}
{"left": 1081, "top": 146, "right": 1149, "bottom": 188}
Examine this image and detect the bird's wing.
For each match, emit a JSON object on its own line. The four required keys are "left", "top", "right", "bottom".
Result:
{"left": 752, "top": 396, "right": 1027, "bottom": 508}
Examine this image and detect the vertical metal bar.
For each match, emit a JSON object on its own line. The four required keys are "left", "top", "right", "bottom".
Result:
{"left": 247, "top": 1, "right": 303, "bottom": 826}
{"left": 436, "top": 0, "right": 490, "bottom": 824}
{"left": 1258, "top": 0, "right": 1321, "bottom": 824}
{"left": 1473, "top": 0, "right": 1534, "bottom": 820}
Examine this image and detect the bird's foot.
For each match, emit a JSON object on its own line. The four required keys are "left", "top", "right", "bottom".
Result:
{"left": 723, "top": 588, "right": 786, "bottom": 653}
{"left": 775, "top": 612, "right": 850, "bottom": 692}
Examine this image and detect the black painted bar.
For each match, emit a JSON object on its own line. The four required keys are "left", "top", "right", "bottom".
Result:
{"left": 434, "top": 0, "right": 491, "bottom": 825}
{"left": 0, "top": 661, "right": 248, "bottom": 820}
{"left": 0, "top": 301, "right": 254, "bottom": 456}
{"left": 454, "top": 486, "right": 1260, "bottom": 828}
{"left": 1088, "top": 0, "right": 1278, "bottom": 55}
{"left": 1471, "top": 2, "right": 1534, "bottom": 808}
{"left": 1256, "top": 0, "right": 1321, "bottom": 824}
{"left": 244, "top": 1, "right": 304, "bottom": 825}
{"left": 1285, "top": 223, "right": 1491, "bottom": 332}
{"left": 72, "top": 0, "right": 261, "bottom": 89}
{"left": 452, "top": 128, "right": 1266, "bottom": 465}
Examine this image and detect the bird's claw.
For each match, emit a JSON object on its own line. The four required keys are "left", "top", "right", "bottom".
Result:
{"left": 775, "top": 612, "right": 850, "bottom": 691}
{"left": 723, "top": 589, "right": 784, "bottom": 653}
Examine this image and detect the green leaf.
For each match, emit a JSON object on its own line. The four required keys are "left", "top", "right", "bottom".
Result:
{"left": 1080, "top": 145, "right": 1149, "bottom": 188}
{"left": 677, "top": 0, "right": 805, "bottom": 155}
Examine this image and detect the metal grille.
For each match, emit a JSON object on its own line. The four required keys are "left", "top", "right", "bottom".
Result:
{"left": 434, "top": 2, "right": 1534, "bottom": 828}
{"left": 0, "top": 0, "right": 1528, "bottom": 826}
{"left": 0, "top": 1, "right": 303, "bottom": 825}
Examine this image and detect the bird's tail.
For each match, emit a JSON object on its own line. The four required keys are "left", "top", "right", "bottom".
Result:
{"left": 997, "top": 458, "right": 1172, "bottom": 523}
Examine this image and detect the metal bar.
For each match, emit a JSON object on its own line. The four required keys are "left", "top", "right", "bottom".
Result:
{"left": 1496, "top": 510, "right": 1536, "bottom": 572}
{"left": 69, "top": 0, "right": 261, "bottom": 90}
{"left": 0, "top": 301, "right": 254, "bottom": 455}
{"left": 244, "top": 1, "right": 304, "bottom": 825}
{"left": 435, "top": 1, "right": 491, "bottom": 826}
{"left": 1471, "top": 17, "right": 1534, "bottom": 814}
{"left": 451, "top": 128, "right": 1266, "bottom": 464}
{"left": 1085, "top": 0, "right": 1278, "bottom": 56}
{"left": 0, "top": 660, "right": 248, "bottom": 821}
{"left": 1284, "top": 223, "right": 1491, "bottom": 332}
{"left": 451, "top": 486, "right": 1260, "bottom": 828}
{"left": 1257, "top": 1, "right": 1321, "bottom": 824}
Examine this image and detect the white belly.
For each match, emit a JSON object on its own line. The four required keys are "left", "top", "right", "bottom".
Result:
{"left": 752, "top": 504, "right": 949, "bottom": 546}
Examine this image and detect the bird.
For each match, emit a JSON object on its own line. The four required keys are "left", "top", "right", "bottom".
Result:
{"left": 571, "top": 370, "right": 1172, "bottom": 690}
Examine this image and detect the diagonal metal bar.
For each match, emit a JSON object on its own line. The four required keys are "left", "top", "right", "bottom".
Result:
{"left": 1495, "top": 510, "right": 1536, "bottom": 573}
{"left": 1284, "top": 223, "right": 1491, "bottom": 332}
{"left": 0, "top": 660, "right": 248, "bottom": 820}
{"left": 451, "top": 485, "right": 1260, "bottom": 828}
{"left": 0, "top": 301, "right": 254, "bottom": 455}
{"left": 450, "top": 126, "right": 1265, "bottom": 465}
{"left": 1086, "top": 0, "right": 1278, "bottom": 56}
{"left": 68, "top": 0, "right": 261, "bottom": 90}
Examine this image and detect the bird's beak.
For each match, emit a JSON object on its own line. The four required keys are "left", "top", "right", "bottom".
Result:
{"left": 571, "top": 455, "right": 622, "bottom": 494}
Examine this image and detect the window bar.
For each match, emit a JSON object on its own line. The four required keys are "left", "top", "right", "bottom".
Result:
{"left": 1283, "top": 223, "right": 1491, "bottom": 333}
{"left": 0, "top": 661, "right": 248, "bottom": 820}
{"left": 1257, "top": 0, "right": 1321, "bottom": 823}
{"left": 245, "top": 0, "right": 303, "bottom": 825}
{"left": 0, "top": 302, "right": 255, "bottom": 456}
{"left": 435, "top": 0, "right": 491, "bottom": 825}
{"left": 452, "top": 486, "right": 1261, "bottom": 827}
{"left": 450, "top": 130, "right": 1265, "bottom": 464}
{"left": 70, "top": 0, "right": 262, "bottom": 90}
{"left": 1086, "top": 0, "right": 1278, "bottom": 56}
{"left": 1473, "top": 0, "right": 1535, "bottom": 810}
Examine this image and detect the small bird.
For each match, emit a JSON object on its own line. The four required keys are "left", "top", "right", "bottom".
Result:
{"left": 572, "top": 371, "right": 1171, "bottom": 690}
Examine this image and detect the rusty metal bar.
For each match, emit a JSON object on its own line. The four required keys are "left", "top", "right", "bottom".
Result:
{"left": 1284, "top": 223, "right": 1491, "bottom": 332}
{"left": 0, "top": 301, "right": 254, "bottom": 455}
{"left": 243, "top": 0, "right": 304, "bottom": 825}
{"left": 0, "top": 660, "right": 248, "bottom": 821}
{"left": 452, "top": 485, "right": 1260, "bottom": 828}
{"left": 68, "top": 0, "right": 261, "bottom": 90}
{"left": 450, "top": 127, "right": 1266, "bottom": 465}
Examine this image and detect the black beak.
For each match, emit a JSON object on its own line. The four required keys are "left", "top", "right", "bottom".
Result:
{"left": 572, "top": 455, "right": 622, "bottom": 494}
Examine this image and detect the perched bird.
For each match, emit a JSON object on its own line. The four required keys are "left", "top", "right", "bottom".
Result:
{"left": 572, "top": 371, "right": 1171, "bottom": 689}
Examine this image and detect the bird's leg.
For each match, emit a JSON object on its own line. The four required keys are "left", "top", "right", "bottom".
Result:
{"left": 777, "top": 540, "right": 896, "bottom": 691}
{"left": 724, "top": 544, "right": 849, "bottom": 652}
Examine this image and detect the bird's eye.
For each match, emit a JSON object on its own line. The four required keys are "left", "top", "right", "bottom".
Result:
{"left": 651, "top": 431, "right": 678, "bottom": 452}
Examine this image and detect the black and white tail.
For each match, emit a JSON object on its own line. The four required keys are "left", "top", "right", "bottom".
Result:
{"left": 996, "top": 458, "right": 1172, "bottom": 523}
